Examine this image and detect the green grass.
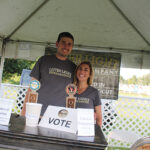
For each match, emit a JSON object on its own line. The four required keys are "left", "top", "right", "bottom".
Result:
{"left": 119, "top": 91, "right": 150, "bottom": 98}
{"left": 106, "top": 147, "right": 130, "bottom": 150}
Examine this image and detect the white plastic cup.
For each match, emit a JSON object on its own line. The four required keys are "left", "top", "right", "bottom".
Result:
{"left": 25, "top": 103, "right": 42, "bottom": 127}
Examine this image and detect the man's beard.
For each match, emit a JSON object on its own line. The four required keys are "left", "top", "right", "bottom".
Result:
{"left": 58, "top": 51, "right": 68, "bottom": 58}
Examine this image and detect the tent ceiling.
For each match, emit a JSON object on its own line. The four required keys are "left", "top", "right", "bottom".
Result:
{"left": 0, "top": 0, "right": 150, "bottom": 52}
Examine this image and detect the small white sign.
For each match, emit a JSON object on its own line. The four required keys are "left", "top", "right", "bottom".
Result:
{"left": 77, "top": 108, "right": 95, "bottom": 136}
{"left": 0, "top": 98, "right": 14, "bottom": 126}
{"left": 17, "top": 43, "right": 31, "bottom": 58}
{"left": 39, "top": 106, "right": 77, "bottom": 134}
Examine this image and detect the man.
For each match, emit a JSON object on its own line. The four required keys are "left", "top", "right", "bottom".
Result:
{"left": 21, "top": 32, "right": 76, "bottom": 115}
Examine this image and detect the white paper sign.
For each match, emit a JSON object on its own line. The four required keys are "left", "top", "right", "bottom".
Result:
{"left": 77, "top": 108, "right": 95, "bottom": 136}
{"left": 39, "top": 106, "right": 77, "bottom": 134}
{"left": 0, "top": 98, "right": 14, "bottom": 126}
{"left": 17, "top": 43, "right": 31, "bottom": 58}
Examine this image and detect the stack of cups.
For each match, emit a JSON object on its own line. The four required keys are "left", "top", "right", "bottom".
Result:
{"left": 25, "top": 103, "right": 42, "bottom": 127}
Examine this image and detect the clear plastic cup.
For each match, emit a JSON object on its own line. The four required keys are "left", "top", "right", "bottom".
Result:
{"left": 25, "top": 103, "right": 42, "bottom": 127}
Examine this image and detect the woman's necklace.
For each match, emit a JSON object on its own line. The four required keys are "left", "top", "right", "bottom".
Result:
{"left": 77, "top": 85, "right": 88, "bottom": 94}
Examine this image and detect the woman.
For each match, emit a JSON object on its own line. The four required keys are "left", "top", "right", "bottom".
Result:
{"left": 74, "top": 61, "right": 102, "bottom": 127}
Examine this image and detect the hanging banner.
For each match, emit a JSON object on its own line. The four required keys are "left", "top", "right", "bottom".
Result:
{"left": 45, "top": 47, "right": 121, "bottom": 100}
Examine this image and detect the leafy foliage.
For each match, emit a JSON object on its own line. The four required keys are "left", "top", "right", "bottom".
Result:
{"left": 3, "top": 58, "right": 35, "bottom": 74}
{"left": 2, "top": 58, "right": 35, "bottom": 84}
{"left": 120, "top": 73, "right": 150, "bottom": 85}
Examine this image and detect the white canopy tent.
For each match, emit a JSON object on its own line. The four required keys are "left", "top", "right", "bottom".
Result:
{"left": 0, "top": 0, "right": 150, "bottom": 83}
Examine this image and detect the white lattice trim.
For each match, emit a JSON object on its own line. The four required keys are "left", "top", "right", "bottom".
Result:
{"left": 0, "top": 83, "right": 150, "bottom": 148}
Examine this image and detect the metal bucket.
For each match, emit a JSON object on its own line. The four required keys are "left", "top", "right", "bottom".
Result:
{"left": 131, "top": 137, "right": 150, "bottom": 150}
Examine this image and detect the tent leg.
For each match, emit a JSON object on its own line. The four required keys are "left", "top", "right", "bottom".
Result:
{"left": 0, "top": 40, "right": 6, "bottom": 86}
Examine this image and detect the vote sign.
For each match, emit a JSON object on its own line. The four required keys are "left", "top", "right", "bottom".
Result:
{"left": 39, "top": 106, "right": 77, "bottom": 134}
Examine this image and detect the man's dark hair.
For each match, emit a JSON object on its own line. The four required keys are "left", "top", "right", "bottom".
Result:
{"left": 57, "top": 32, "right": 74, "bottom": 43}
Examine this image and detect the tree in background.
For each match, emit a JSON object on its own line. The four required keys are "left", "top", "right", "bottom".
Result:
{"left": 128, "top": 75, "right": 138, "bottom": 85}
{"left": 138, "top": 74, "right": 150, "bottom": 85}
{"left": 120, "top": 74, "right": 150, "bottom": 86}
{"left": 2, "top": 58, "right": 35, "bottom": 84}
{"left": 119, "top": 76, "right": 127, "bottom": 84}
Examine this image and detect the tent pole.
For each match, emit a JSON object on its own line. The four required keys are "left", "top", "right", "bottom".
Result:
{"left": 0, "top": 40, "right": 6, "bottom": 87}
